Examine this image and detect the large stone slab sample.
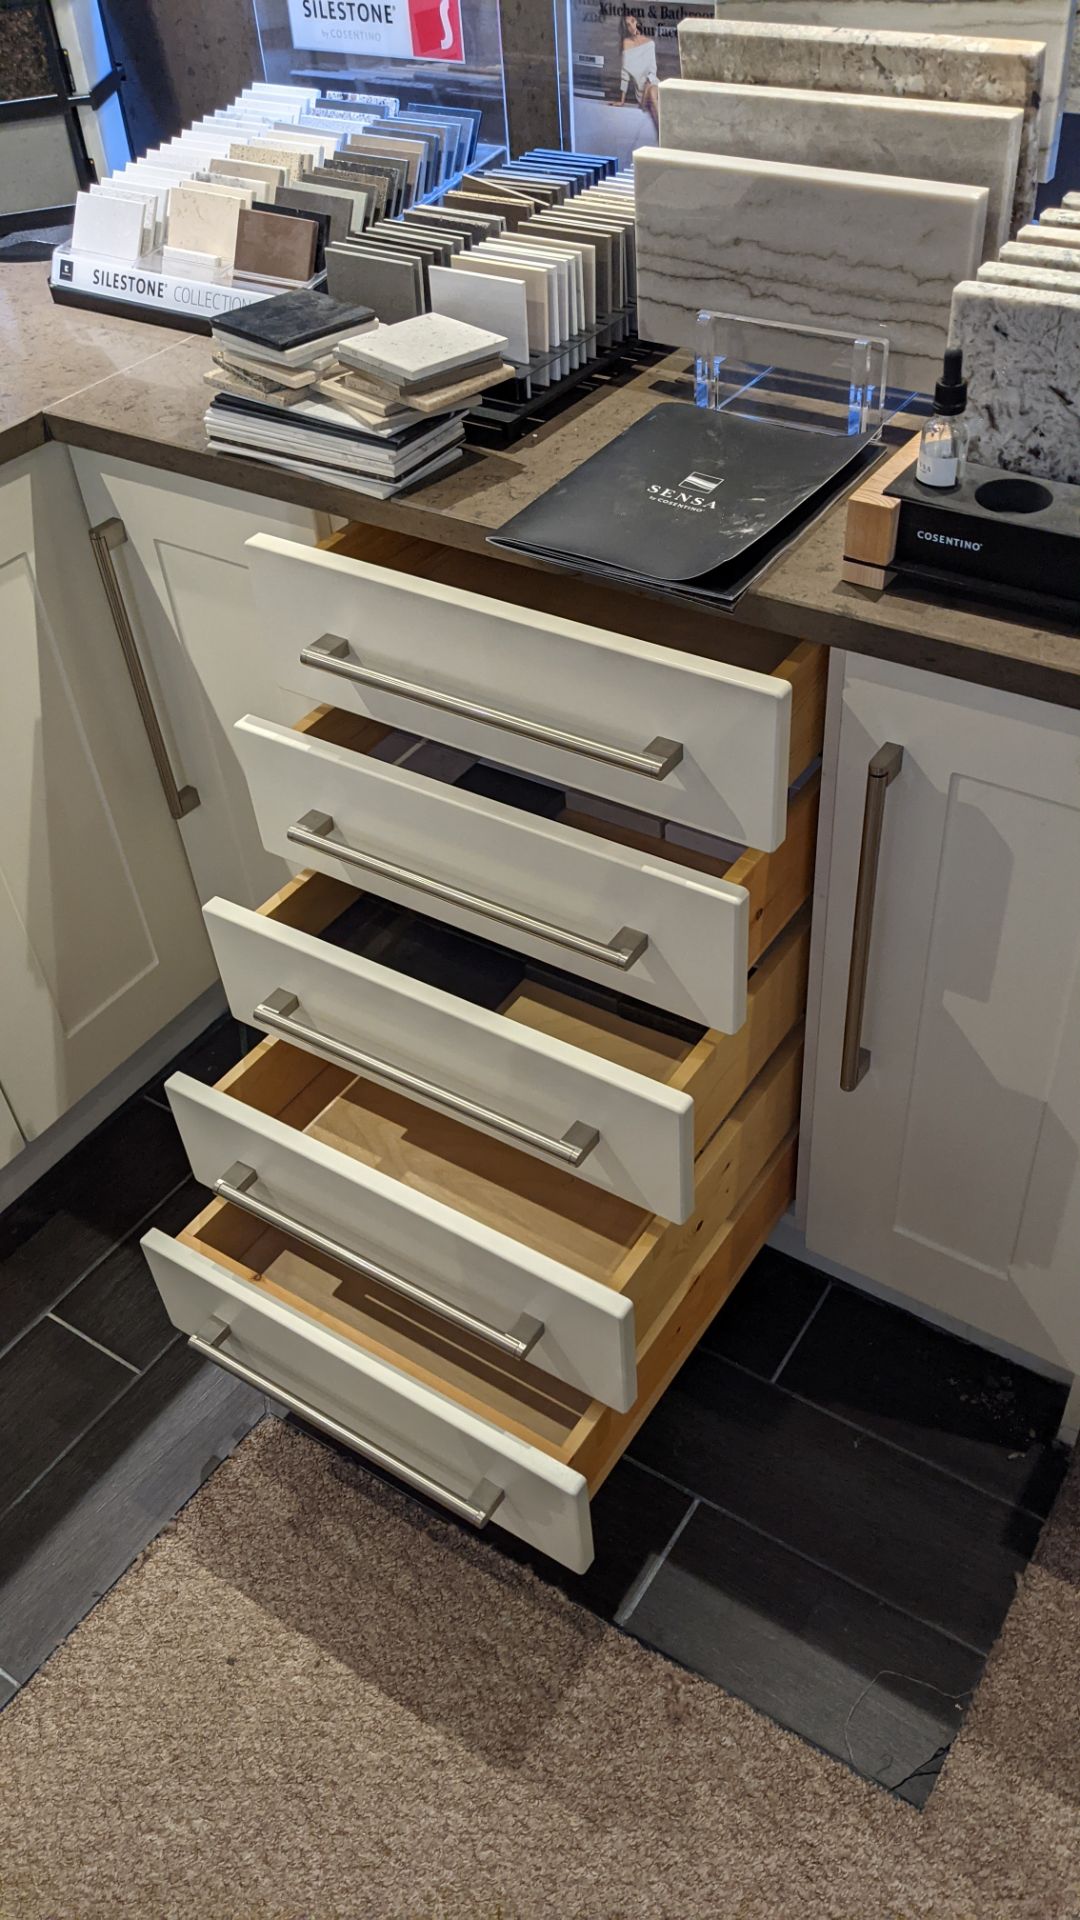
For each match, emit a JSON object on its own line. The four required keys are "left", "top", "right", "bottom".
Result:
{"left": 634, "top": 145, "right": 988, "bottom": 391}
{"left": 658, "top": 77, "right": 1022, "bottom": 255}
{"left": 696, "top": 1, "right": 1072, "bottom": 180}
{"left": 949, "top": 277, "right": 1080, "bottom": 481}
{"left": 680, "top": 18, "right": 1046, "bottom": 231}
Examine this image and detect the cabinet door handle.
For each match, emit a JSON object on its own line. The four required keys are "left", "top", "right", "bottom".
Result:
{"left": 190, "top": 1316, "right": 505, "bottom": 1528}
{"left": 254, "top": 987, "right": 600, "bottom": 1169}
{"left": 302, "top": 634, "right": 684, "bottom": 780}
{"left": 214, "top": 1159, "right": 544, "bottom": 1360}
{"left": 88, "top": 517, "right": 200, "bottom": 820}
{"left": 286, "top": 809, "right": 649, "bottom": 972}
{"left": 841, "top": 742, "right": 903, "bottom": 1091}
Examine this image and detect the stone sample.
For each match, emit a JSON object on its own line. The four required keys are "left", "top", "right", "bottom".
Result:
{"left": 977, "top": 258, "right": 1080, "bottom": 291}
{"left": 1038, "top": 206, "right": 1080, "bottom": 226}
{"left": 949, "top": 278, "right": 1080, "bottom": 481}
{"left": 634, "top": 146, "right": 988, "bottom": 390}
{"left": 167, "top": 182, "right": 252, "bottom": 267}
{"left": 697, "top": 4, "right": 1071, "bottom": 180}
{"left": 658, "top": 78, "right": 1022, "bottom": 256}
{"left": 338, "top": 311, "right": 510, "bottom": 382}
{"left": 1002, "top": 238, "right": 1080, "bottom": 268}
{"left": 679, "top": 19, "right": 1045, "bottom": 231}
{"left": 1015, "top": 221, "right": 1080, "bottom": 245}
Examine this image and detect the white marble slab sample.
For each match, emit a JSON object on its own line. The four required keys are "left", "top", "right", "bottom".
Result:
{"left": 949, "top": 278, "right": 1080, "bottom": 481}
{"left": 698, "top": 3, "right": 1070, "bottom": 181}
{"left": 428, "top": 263, "right": 531, "bottom": 363}
{"left": 1037, "top": 207, "right": 1080, "bottom": 226}
{"left": 635, "top": 146, "right": 988, "bottom": 390}
{"left": 679, "top": 19, "right": 1044, "bottom": 232}
{"left": 658, "top": 79, "right": 1021, "bottom": 257}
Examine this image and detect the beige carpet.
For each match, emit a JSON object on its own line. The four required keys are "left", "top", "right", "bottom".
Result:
{"left": 1, "top": 1419, "right": 1078, "bottom": 1920}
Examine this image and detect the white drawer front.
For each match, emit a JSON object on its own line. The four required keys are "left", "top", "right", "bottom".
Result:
{"left": 143, "top": 1229, "right": 594, "bottom": 1572}
{"left": 166, "top": 1072, "right": 637, "bottom": 1409}
{"left": 235, "top": 716, "right": 750, "bottom": 1032}
{"left": 206, "top": 898, "right": 695, "bottom": 1222}
{"left": 247, "top": 532, "right": 792, "bottom": 849}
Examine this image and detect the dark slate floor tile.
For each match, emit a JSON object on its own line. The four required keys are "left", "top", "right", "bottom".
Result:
{"left": 629, "top": 1349, "right": 1041, "bottom": 1652}
{"left": 699, "top": 1248, "right": 830, "bottom": 1378}
{"left": 56, "top": 1180, "right": 208, "bottom": 1371}
{"left": 0, "top": 1098, "right": 189, "bottom": 1353}
{"left": 491, "top": 1457, "right": 694, "bottom": 1620}
{"left": 142, "top": 1013, "right": 252, "bottom": 1103}
{"left": 626, "top": 1498, "right": 983, "bottom": 1808}
{"left": 0, "top": 1319, "right": 132, "bottom": 1517}
{"left": 780, "top": 1286, "right": 1071, "bottom": 1517}
{"left": 0, "top": 1343, "right": 264, "bottom": 1684}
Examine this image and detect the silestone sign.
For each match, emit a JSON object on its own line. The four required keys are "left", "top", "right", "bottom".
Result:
{"left": 285, "top": 0, "right": 465, "bottom": 60}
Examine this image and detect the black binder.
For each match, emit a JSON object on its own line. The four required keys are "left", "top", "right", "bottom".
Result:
{"left": 490, "top": 402, "right": 880, "bottom": 608}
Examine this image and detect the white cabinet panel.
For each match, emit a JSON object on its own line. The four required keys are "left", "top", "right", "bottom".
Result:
{"left": 69, "top": 452, "right": 321, "bottom": 908}
{"left": 0, "top": 445, "right": 213, "bottom": 1141}
{"left": 805, "top": 650, "right": 1080, "bottom": 1378}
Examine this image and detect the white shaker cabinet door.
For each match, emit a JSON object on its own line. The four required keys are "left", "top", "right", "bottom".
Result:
{"left": 0, "top": 445, "right": 214, "bottom": 1141}
{"left": 69, "top": 451, "right": 322, "bottom": 908}
{"left": 805, "top": 649, "right": 1080, "bottom": 1379}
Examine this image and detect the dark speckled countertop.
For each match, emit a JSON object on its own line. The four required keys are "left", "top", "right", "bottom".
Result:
{"left": 4, "top": 262, "right": 1079, "bottom": 705}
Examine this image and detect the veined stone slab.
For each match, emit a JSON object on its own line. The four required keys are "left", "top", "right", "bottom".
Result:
{"left": 658, "top": 78, "right": 1021, "bottom": 255}
{"left": 635, "top": 146, "right": 987, "bottom": 390}
{"left": 949, "top": 279, "right": 1080, "bottom": 481}
{"left": 978, "top": 258, "right": 1080, "bottom": 292}
{"left": 1000, "top": 238, "right": 1080, "bottom": 270}
{"left": 698, "top": 3, "right": 1070, "bottom": 181}
{"left": 679, "top": 19, "right": 1044, "bottom": 231}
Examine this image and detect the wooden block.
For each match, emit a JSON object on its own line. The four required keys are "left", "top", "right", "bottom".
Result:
{"left": 843, "top": 432, "right": 921, "bottom": 573}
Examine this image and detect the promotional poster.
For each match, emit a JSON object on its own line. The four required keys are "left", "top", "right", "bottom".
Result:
{"left": 568, "top": 1, "right": 713, "bottom": 165}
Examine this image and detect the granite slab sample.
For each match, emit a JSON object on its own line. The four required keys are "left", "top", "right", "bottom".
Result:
{"left": 658, "top": 79, "right": 1022, "bottom": 257}
{"left": 1002, "top": 238, "right": 1080, "bottom": 269}
{"left": 697, "top": 4, "right": 1070, "bottom": 181}
{"left": 977, "top": 259, "right": 1080, "bottom": 292}
{"left": 634, "top": 147, "right": 988, "bottom": 390}
{"left": 679, "top": 19, "right": 1044, "bottom": 233}
{"left": 1015, "top": 220, "right": 1080, "bottom": 246}
{"left": 1037, "top": 207, "right": 1080, "bottom": 226}
{"left": 338, "top": 312, "right": 510, "bottom": 383}
{"left": 949, "top": 278, "right": 1080, "bottom": 482}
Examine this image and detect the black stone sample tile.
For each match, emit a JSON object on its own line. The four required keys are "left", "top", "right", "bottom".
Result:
{"left": 0, "top": 1319, "right": 132, "bottom": 1517}
{"left": 700, "top": 1248, "right": 830, "bottom": 1378}
{"left": 0, "top": 1342, "right": 263, "bottom": 1684}
{"left": 780, "top": 1285, "right": 1071, "bottom": 1517}
{"left": 57, "top": 1180, "right": 207, "bottom": 1371}
{"left": 630, "top": 1349, "right": 1041, "bottom": 1652}
{"left": 143, "top": 1013, "right": 251, "bottom": 1103}
{"left": 626, "top": 1498, "right": 984, "bottom": 1808}
{"left": 0, "top": 1098, "right": 189, "bottom": 1353}
{"left": 491, "top": 1457, "right": 694, "bottom": 1620}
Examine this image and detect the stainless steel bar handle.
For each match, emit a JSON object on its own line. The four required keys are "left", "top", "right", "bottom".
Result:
{"left": 302, "top": 634, "right": 684, "bottom": 781}
{"left": 287, "top": 810, "right": 649, "bottom": 973}
{"left": 189, "top": 1317, "right": 505, "bottom": 1528}
{"left": 255, "top": 988, "right": 599, "bottom": 1169}
{"left": 840, "top": 742, "right": 904, "bottom": 1092}
{"left": 88, "top": 517, "right": 200, "bottom": 820}
{"left": 214, "top": 1160, "right": 544, "bottom": 1361}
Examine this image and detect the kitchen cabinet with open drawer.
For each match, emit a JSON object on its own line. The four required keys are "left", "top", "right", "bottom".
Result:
{"left": 140, "top": 520, "right": 825, "bottom": 1574}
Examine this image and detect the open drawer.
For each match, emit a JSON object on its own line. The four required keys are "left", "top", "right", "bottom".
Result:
{"left": 144, "top": 1031, "right": 798, "bottom": 1571}
{"left": 162, "top": 911, "right": 805, "bottom": 1409}
{"left": 233, "top": 707, "right": 819, "bottom": 1032}
{"left": 245, "top": 525, "right": 826, "bottom": 851}
{"left": 206, "top": 838, "right": 810, "bottom": 1221}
